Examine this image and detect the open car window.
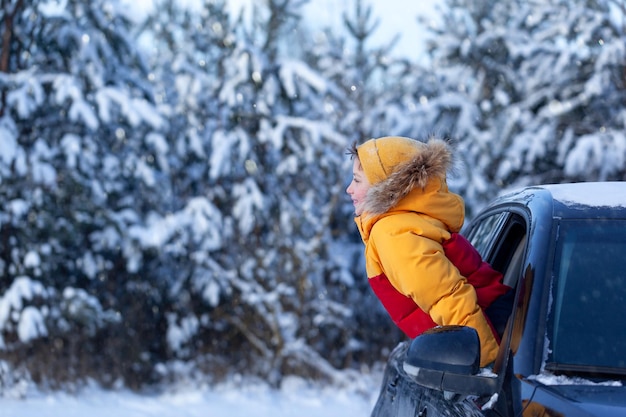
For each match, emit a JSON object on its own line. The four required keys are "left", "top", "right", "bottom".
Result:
{"left": 467, "top": 211, "right": 529, "bottom": 372}
{"left": 466, "top": 212, "right": 527, "bottom": 280}
{"left": 466, "top": 212, "right": 508, "bottom": 260}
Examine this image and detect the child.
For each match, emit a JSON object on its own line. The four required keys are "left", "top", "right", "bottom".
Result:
{"left": 346, "top": 136, "right": 510, "bottom": 367}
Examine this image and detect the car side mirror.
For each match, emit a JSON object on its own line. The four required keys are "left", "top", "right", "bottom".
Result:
{"left": 402, "top": 325, "right": 499, "bottom": 397}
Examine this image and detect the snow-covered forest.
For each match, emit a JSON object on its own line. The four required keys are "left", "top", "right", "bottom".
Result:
{"left": 1, "top": 0, "right": 625, "bottom": 396}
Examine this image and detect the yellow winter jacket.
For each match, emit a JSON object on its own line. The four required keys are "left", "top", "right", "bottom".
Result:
{"left": 355, "top": 178, "right": 499, "bottom": 367}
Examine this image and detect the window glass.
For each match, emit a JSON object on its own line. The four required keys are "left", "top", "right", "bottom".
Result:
{"left": 549, "top": 219, "right": 626, "bottom": 371}
{"left": 466, "top": 212, "right": 508, "bottom": 259}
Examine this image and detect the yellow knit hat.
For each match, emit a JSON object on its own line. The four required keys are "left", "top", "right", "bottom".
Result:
{"left": 357, "top": 136, "right": 425, "bottom": 185}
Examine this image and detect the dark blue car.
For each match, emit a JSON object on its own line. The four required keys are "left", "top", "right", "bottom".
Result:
{"left": 371, "top": 182, "right": 626, "bottom": 417}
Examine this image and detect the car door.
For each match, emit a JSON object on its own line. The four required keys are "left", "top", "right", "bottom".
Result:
{"left": 464, "top": 208, "right": 530, "bottom": 417}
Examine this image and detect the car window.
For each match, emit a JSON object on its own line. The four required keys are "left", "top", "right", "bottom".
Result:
{"left": 467, "top": 212, "right": 526, "bottom": 277}
{"left": 548, "top": 219, "right": 626, "bottom": 373}
{"left": 489, "top": 218, "right": 526, "bottom": 276}
{"left": 466, "top": 212, "right": 508, "bottom": 259}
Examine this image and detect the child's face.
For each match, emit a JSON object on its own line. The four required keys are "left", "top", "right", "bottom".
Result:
{"left": 346, "top": 158, "right": 370, "bottom": 216}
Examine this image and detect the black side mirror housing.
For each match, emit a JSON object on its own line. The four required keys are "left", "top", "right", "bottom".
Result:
{"left": 402, "top": 325, "right": 499, "bottom": 396}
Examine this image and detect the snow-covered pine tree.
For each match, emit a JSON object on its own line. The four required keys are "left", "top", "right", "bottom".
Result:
{"left": 194, "top": 0, "right": 360, "bottom": 385}
{"left": 0, "top": 0, "right": 166, "bottom": 388}
{"left": 134, "top": 0, "right": 244, "bottom": 375}
{"left": 138, "top": 0, "right": 370, "bottom": 385}
{"left": 420, "top": 0, "right": 626, "bottom": 212}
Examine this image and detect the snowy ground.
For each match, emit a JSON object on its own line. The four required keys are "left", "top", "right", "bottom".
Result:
{"left": 0, "top": 375, "right": 381, "bottom": 417}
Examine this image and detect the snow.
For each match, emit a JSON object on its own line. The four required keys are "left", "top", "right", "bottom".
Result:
{"left": 0, "top": 378, "right": 378, "bottom": 417}
{"left": 6, "top": 73, "right": 44, "bottom": 118}
{"left": 0, "top": 277, "right": 49, "bottom": 348}
{"left": 279, "top": 60, "right": 327, "bottom": 98}
{"left": 0, "top": 122, "right": 18, "bottom": 166}
{"left": 4, "top": 368, "right": 623, "bottom": 417}
{"left": 529, "top": 372, "right": 623, "bottom": 387}
{"left": 128, "top": 198, "right": 224, "bottom": 251}
{"left": 166, "top": 314, "right": 200, "bottom": 352}
{"left": 542, "top": 182, "right": 626, "bottom": 208}
{"left": 17, "top": 306, "right": 47, "bottom": 342}
{"left": 232, "top": 179, "right": 265, "bottom": 234}
{"left": 37, "top": 0, "right": 69, "bottom": 18}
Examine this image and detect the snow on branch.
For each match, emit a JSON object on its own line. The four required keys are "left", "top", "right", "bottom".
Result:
{"left": 95, "top": 86, "right": 164, "bottom": 128}
{"left": 233, "top": 178, "right": 264, "bottom": 235}
{"left": 278, "top": 59, "right": 327, "bottom": 98}
{"left": 0, "top": 277, "right": 49, "bottom": 349}
{"left": 128, "top": 197, "right": 225, "bottom": 252}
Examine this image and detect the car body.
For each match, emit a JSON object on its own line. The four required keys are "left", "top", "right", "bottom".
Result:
{"left": 370, "top": 182, "right": 626, "bottom": 417}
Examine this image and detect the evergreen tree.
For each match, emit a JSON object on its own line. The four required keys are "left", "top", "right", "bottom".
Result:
{"left": 421, "top": 0, "right": 626, "bottom": 211}
{"left": 194, "top": 0, "right": 363, "bottom": 384}
{"left": 0, "top": 0, "right": 166, "bottom": 388}
{"left": 138, "top": 0, "right": 375, "bottom": 385}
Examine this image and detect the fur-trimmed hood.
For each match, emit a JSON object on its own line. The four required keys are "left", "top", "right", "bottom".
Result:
{"left": 359, "top": 138, "right": 456, "bottom": 216}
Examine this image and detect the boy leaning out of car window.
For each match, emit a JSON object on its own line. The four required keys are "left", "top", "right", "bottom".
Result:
{"left": 346, "top": 136, "right": 511, "bottom": 367}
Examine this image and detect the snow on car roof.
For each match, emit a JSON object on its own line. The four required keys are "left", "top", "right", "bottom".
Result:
{"left": 541, "top": 182, "right": 626, "bottom": 208}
